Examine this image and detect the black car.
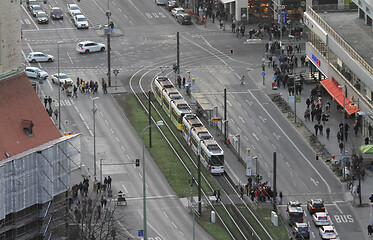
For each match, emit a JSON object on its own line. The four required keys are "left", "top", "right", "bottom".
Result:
{"left": 177, "top": 13, "right": 191, "bottom": 25}
{"left": 293, "top": 223, "right": 310, "bottom": 239}
{"left": 307, "top": 199, "right": 325, "bottom": 215}
{"left": 166, "top": 0, "right": 178, "bottom": 10}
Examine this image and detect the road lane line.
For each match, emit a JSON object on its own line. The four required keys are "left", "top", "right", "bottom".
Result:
{"left": 66, "top": 51, "right": 74, "bottom": 64}
{"left": 163, "top": 212, "right": 169, "bottom": 218}
{"left": 21, "top": 5, "right": 39, "bottom": 30}
{"left": 137, "top": 211, "right": 166, "bottom": 240}
{"left": 121, "top": 184, "right": 128, "bottom": 194}
{"left": 248, "top": 91, "right": 332, "bottom": 194}
{"left": 105, "top": 119, "right": 109, "bottom": 125}
{"left": 172, "top": 222, "right": 177, "bottom": 228}
{"left": 121, "top": 146, "right": 126, "bottom": 152}
{"left": 110, "top": 128, "right": 114, "bottom": 134}
{"left": 333, "top": 201, "right": 344, "bottom": 214}
{"left": 116, "top": 137, "right": 119, "bottom": 142}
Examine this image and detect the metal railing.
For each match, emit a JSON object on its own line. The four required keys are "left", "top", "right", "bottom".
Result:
{"left": 307, "top": 6, "right": 373, "bottom": 76}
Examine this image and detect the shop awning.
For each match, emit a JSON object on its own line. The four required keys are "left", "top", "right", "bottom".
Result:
{"left": 320, "top": 78, "right": 359, "bottom": 115}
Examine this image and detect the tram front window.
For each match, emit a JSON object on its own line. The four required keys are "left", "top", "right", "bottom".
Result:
{"left": 210, "top": 155, "right": 224, "bottom": 166}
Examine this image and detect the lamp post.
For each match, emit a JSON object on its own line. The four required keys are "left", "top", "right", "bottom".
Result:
{"left": 142, "top": 121, "right": 163, "bottom": 239}
{"left": 92, "top": 97, "right": 99, "bottom": 181}
{"left": 57, "top": 41, "right": 63, "bottom": 130}
{"left": 339, "top": 85, "right": 346, "bottom": 155}
{"left": 107, "top": 0, "right": 112, "bottom": 86}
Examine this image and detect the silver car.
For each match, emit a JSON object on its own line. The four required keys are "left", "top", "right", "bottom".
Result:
{"left": 76, "top": 41, "right": 105, "bottom": 53}
{"left": 25, "top": 67, "right": 48, "bottom": 79}
{"left": 27, "top": 52, "right": 54, "bottom": 63}
{"left": 32, "top": 5, "right": 43, "bottom": 17}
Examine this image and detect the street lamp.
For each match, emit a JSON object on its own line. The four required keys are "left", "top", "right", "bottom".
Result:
{"left": 92, "top": 97, "right": 99, "bottom": 181}
{"left": 338, "top": 85, "right": 346, "bottom": 156}
{"left": 57, "top": 41, "right": 64, "bottom": 130}
{"left": 142, "top": 120, "right": 163, "bottom": 239}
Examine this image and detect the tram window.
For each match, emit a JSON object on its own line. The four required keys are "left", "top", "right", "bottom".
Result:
{"left": 183, "top": 125, "right": 189, "bottom": 135}
{"left": 191, "top": 136, "right": 198, "bottom": 147}
{"left": 172, "top": 108, "right": 178, "bottom": 120}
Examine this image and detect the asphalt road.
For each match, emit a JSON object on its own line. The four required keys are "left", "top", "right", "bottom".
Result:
{"left": 20, "top": 0, "right": 366, "bottom": 239}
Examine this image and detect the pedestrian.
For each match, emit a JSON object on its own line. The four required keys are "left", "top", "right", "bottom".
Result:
{"left": 44, "top": 96, "right": 48, "bottom": 108}
{"left": 212, "top": 12, "right": 215, "bottom": 23}
{"left": 369, "top": 125, "right": 373, "bottom": 136}
{"left": 368, "top": 224, "right": 372, "bottom": 235}
{"left": 304, "top": 108, "right": 310, "bottom": 122}
{"left": 217, "top": 189, "right": 221, "bottom": 202}
{"left": 182, "top": 77, "right": 186, "bottom": 88}
{"left": 354, "top": 123, "right": 359, "bottom": 136}
{"left": 76, "top": 77, "right": 80, "bottom": 87}
{"left": 314, "top": 124, "right": 319, "bottom": 136}
{"left": 54, "top": 108, "right": 59, "bottom": 121}
{"left": 326, "top": 127, "right": 330, "bottom": 140}
{"left": 319, "top": 124, "right": 323, "bottom": 136}
{"left": 339, "top": 142, "right": 344, "bottom": 154}
{"left": 279, "top": 191, "right": 283, "bottom": 205}
{"left": 337, "top": 131, "right": 341, "bottom": 143}
{"left": 306, "top": 98, "right": 311, "bottom": 109}
{"left": 365, "top": 137, "right": 369, "bottom": 145}
{"left": 240, "top": 185, "right": 244, "bottom": 198}
{"left": 107, "top": 176, "right": 112, "bottom": 189}
{"left": 311, "top": 109, "right": 316, "bottom": 122}
{"left": 104, "top": 177, "right": 108, "bottom": 191}
{"left": 48, "top": 96, "right": 52, "bottom": 108}
{"left": 48, "top": 107, "right": 53, "bottom": 117}
{"left": 220, "top": 19, "right": 224, "bottom": 29}
{"left": 232, "top": 18, "right": 236, "bottom": 33}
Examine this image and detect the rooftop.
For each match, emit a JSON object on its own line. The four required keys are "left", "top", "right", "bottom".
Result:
{"left": 0, "top": 72, "right": 61, "bottom": 161}
{"left": 318, "top": 10, "right": 373, "bottom": 67}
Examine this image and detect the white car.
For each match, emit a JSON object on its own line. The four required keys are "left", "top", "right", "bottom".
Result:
{"left": 51, "top": 73, "right": 73, "bottom": 85}
{"left": 25, "top": 67, "right": 48, "bottom": 79}
{"left": 76, "top": 41, "right": 105, "bottom": 53}
{"left": 74, "top": 14, "right": 89, "bottom": 29}
{"left": 171, "top": 7, "right": 185, "bottom": 17}
{"left": 313, "top": 212, "right": 331, "bottom": 226}
{"left": 27, "top": 52, "right": 54, "bottom": 63}
{"left": 67, "top": 4, "right": 80, "bottom": 16}
{"left": 71, "top": 10, "right": 82, "bottom": 18}
{"left": 319, "top": 225, "right": 338, "bottom": 239}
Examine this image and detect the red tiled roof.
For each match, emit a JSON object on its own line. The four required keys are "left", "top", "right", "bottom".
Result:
{"left": 0, "top": 72, "right": 61, "bottom": 161}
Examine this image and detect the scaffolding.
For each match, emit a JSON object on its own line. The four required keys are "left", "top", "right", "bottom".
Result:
{"left": 0, "top": 134, "right": 81, "bottom": 240}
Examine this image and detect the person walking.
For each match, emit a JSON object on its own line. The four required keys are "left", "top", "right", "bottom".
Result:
{"left": 240, "top": 185, "right": 244, "bottom": 198}
{"left": 54, "top": 108, "right": 59, "bottom": 121}
{"left": 354, "top": 123, "right": 359, "bottom": 136}
{"left": 339, "top": 142, "right": 344, "bottom": 154}
{"left": 217, "top": 189, "right": 221, "bottom": 202}
{"left": 182, "top": 77, "right": 186, "bottom": 88}
{"left": 337, "top": 131, "right": 341, "bottom": 143}
{"left": 306, "top": 98, "right": 311, "bottom": 109}
{"left": 326, "top": 127, "right": 330, "bottom": 140}
{"left": 44, "top": 96, "right": 48, "bottom": 108}
{"left": 319, "top": 124, "right": 323, "bottom": 136}
{"left": 107, "top": 176, "right": 112, "bottom": 189}
{"left": 314, "top": 124, "right": 319, "bottom": 136}
{"left": 368, "top": 224, "right": 372, "bottom": 235}
{"left": 48, "top": 96, "right": 52, "bottom": 108}
{"left": 232, "top": 18, "right": 236, "bottom": 33}
{"left": 279, "top": 191, "right": 283, "bottom": 205}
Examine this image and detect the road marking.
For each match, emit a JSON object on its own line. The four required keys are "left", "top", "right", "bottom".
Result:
{"left": 259, "top": 115, "right": 266, "bottom": 123}
{"left": 152, "top": 13, "right": 159, "bottom": 18}
{"left": 273, "top": 132, "right": 280, "bottom": 140}
{"left": 239, "top": 116, "right": 245, "bottom": 123}
{"left": 333, "top": 201, "right": 343, "bottom": 214}
{"left": 251, "top": 144, "right": 255, "bottom": 149}
{"left": 146, "top": 13, "right": 152, "bottom": 18}
{"left": 172, "top": 222, "right": 177, "bottom": 228}
{"left": 257, "top": 126, "right": 262, "bottom": 132}
{"left": 245, "top": 99, "right": 253, "bottom": 106}
{"left": 121, "top": 146, "right": 125, "bottom": 152}
{"left": 66, "top": 51, "right": 74, "bottom": 64}
{"left": 252, "top": 133, "right": 259, "bottom": 141}
{"left": 230, "top": 118, "right": 235, "bottom": 124}
{"left": 118, "top": 8, "right": 122, "bottom": 12}
{"left": 116, "top": 137, "right": 120, "bottom": 142}
{"left": 244, "top": 136, "right": 249, "bottom": 141}
{"left": 248, "top": 91, "right": 332, "bottom": 194}
{"left": 21, "top": 5, "right": 39, "bottom": 30}
{"left": 158, "top": 12, "right": 166, "bottom": 18}
{"left": 237, "top": 127, "right": 241, "bottom": 132}
{"left": 264, "top": 162, "right": 268, "bottom": 169}
{"left": 226, "top": 100, "right": 232, "bottom": 107}
{"left": 310, "top": 178, "right": 319, "bottom": 186}
{"left": 121, "top": 184, "right": 128, "bottom": 194}
{"left": 271, "top": 143, "right": 276, "bottom": 150}
{"left": 105, "top": 119, "right": 109, "bottom": 125}
{"left": 163, "top": 212, "right": 169, "bottom": 218}
{"left": 258, "top": 153, "right": 262, "bottom": 158}
{"left": 334, "top": 214, "right": 354, "bottom": 223}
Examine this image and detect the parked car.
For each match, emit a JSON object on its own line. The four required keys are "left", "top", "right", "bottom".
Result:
{"left": 171, "top": 7, "right": 185, "bottom": 17}
{"left": 51, "top": 73, "right": 73, "bottom": 85}
{"left": 319, "top": 225, "right": 338, "bottom": 239}
{"left": 25, "top": 67, "right": 48, "bottom": 79}
{"left": 155, "top": 0, "right": 167, "bottom": 5}
{"left": 76, "top": 41, "right": 105, "bottom": 53}
{"left": 37, "top": 11, "right": 49, "bottom": 24}
{"left": 307, "top": 199, "right": 326, "bottom": 215}
{"left": 27, "top": 52, "right": 54, "bottom": 63}
{"left": 67, "top": 4, "right": 81, "bottom": 16}
{"left": 32, "top": 5, "right": 43, "bottom": 17}
{"left": 312, "top": 212, "right": 331, "bottom": 226}
{"left": 74, "top": 14, "right": 89, "bottom": 29}
{"left": 177, "top": 13, "right": 191, "bottom": 25}
{"left": 50, "top": 7, "right": 63, "bottom": 20}
{"left": 166, "top": 0, "right": 178, "bottom": 10}
{"left": 292, "top": 222, "right": 310, "bottom": 239}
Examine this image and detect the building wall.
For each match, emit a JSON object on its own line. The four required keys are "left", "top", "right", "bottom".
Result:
{"left": 0, "top": 0, "right": 22, "bottom": 74}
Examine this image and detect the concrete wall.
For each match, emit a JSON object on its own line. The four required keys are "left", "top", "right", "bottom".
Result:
{"left": 0, "top": 0, "right": 22, "bottom": 74}
{"left": 353, "top": 0, "right": 373, "bottom": 26}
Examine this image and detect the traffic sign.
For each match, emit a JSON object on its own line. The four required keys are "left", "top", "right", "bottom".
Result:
{"left": 262, "top": 72, "right": 266, "bottom": 76}
{"left": 262, "top": 58, "right": 265, "bottom": 62}
{"left": 296, "top": 96, "right": 301, "bottom": 102}
{"left": 342, "top": 157, "right": 347, "bottom": 163}
{"left": 138, "top": 230, "right": 143, "bottom": 237}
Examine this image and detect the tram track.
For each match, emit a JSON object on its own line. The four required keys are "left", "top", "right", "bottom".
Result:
{"left": 126, "top": 38, "right": 273, "bottom": 239}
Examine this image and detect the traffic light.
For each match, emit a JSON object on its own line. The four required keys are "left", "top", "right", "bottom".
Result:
{"left": 230, "top": 48, "right": 234, "bottom": 54}
{"left": 135, "top": 159, "right": 140, "bottom": 167}
{"left": 262, "top": 64, "right": 265, "bottom": 71}
{"left": 173, "top": 64, "right": 178, "bottom": 73}
{"left": 316, "top": 154, "right": 319, "bottom": 161}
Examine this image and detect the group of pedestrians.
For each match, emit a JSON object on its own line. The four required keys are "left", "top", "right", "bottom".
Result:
{"left": 43, "top": 95, "right": 59, "bottom": 120}
{"left": 177, "top": 75, "right": 186, "bottom": 89}
{"left": 77, "top": 77, "right": 99, "bottom": 94}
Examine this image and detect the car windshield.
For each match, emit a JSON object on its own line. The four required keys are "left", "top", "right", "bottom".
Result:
{"left": 71, "top": 6, "right": 79, "bottom": 10}
{"left": 38, "top": 13, "right": 47, "bottom": 17}
{"left": 77, "top": 17, "right": 86, "bottom": 21}
{"left": 325, "top": 230, "right": 334, "bottom": 233}
{"left": 59, "top": 75, "right": 68, "bottom": 79}
{"left": 53, "top": 9, "right": 62, "bottom": 13}
{"left": 319, "top": 216, "right": 328, "bottom": 220}
{"left": 34, "top": 7, "right": 42, "bottom": 11}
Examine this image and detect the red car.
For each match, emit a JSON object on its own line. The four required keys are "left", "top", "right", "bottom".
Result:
{"left": 50, "top": 7, "right": 63, "bottom": 20}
